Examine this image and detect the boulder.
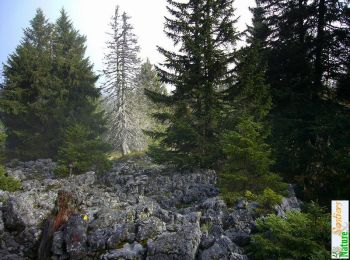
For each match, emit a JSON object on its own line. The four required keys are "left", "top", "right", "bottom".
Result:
{"left": 101, "top": 242, "right": 145, "bottom": 260}
{"left": 275, "top": 185, "right": 301, "bottom": 217}
{"left": 107, "top": 223, "right": 136, "bottom": 249}
{"left": 87, "top": 228, "right": 113, "bottom": 252}
{"left": 224, "top": 229, "right": 251, "bottom": 247}
{"left": 147, "top": 223, "right": 201, "bottom": 259}
{"left": 198, "top": 236, "right": 242, "bottom": 260}
{"left": 136, "top": 216, "right": 166, "bottom": 241}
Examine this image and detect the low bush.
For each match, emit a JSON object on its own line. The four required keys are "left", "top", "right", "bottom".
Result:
{"left": 55, "top": 124, "right": 111, "bottom": 176}
{"left": 0, "top": 166, "right": 21, "bottom": 191}
{"left": 250, "top": 202, "right": 330, "bottom": 259}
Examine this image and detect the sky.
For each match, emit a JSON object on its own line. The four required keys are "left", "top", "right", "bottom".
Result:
{"left": 0, "top": 0, "right": 256, "bottom": 79}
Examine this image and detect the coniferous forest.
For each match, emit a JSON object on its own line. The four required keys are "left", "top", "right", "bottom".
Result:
{"left": 0, "top": 0, "right": 349, "bottom": 259}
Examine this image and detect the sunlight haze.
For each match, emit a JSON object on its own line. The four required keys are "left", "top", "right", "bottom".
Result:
{"left": 0, "top": 0, "right": 256, "bottom": 77}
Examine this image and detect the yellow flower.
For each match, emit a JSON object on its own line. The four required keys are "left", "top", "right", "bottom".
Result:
{"left": 83, "top": 215, "right": 89, "bottom": 221}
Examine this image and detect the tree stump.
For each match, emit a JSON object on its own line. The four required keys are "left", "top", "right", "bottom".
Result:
{"left": 38, "top": 190, "right": 78, "bottom": 260}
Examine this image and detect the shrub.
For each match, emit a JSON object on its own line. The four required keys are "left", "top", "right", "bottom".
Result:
{"left": 0, "top": 166, "right": 21, "bottom": 191}
{"left": 218, "top": 117, "right": 288, "bottom": 208}
{"left": 255, "top": 188, "right": 283, "bottom": 215}
{"left": 250, "top": 202, "right": 330, "bottom": 259}
{"left": 55, "top": 124, "right": 111, "bottom": 176}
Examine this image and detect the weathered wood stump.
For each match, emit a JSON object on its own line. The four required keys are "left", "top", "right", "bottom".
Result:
{"left": 38, "top": 190, "right": 78, "bottom": 260}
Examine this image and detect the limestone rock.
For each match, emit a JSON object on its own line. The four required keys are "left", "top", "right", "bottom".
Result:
{"left": 101, "top": 242, "right": 145, "bottom": 260}
{"left": 147, "top": 223, "right": 201, "bottom": 259}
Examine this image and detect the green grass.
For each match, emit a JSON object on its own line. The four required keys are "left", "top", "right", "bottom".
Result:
{"left": 108, "top": 150, "right": 147, "bottom": 161}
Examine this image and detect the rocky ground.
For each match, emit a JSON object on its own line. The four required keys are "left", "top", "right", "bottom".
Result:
{"left": 0, "top": 157, "right": 300, "bottom": 259}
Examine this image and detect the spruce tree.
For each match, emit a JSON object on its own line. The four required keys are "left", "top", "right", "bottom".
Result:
{"left": 219, "top": 12, "right": 287, "bottom": 203}
{"left": 52, "top": 9, "right": 110, "bottom": 173}
{"left": 102, "top": 6, "right": 143, "bottom": 155}
{"left": 137, "top": 59, "right": 168, "bottom": 142}
{"left": 146, "top": 0, "right": 239, "bottom": 168}
{"left": 51, "top": 9, "right": 105, "bottom": 150}
{"left": 0, "top": 9, "right": 109, "bottom": 164}
{"left": 0, "top": 9, "right": 53, "bottom": 159}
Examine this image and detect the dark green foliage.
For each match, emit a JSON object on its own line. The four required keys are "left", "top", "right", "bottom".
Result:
{"left": 0, "top": 9, "right": 53, "bottom": 159}
{"left": 219, "top": 23, "right": 287, "bottom": 206}
{"left": 0, "top": 9, "right": 106, "bottom": 161}
{"left": 49, "top": 9, "right": 104, "bottom": 152}
{"left": 146, "top": 0, "right": 239, "bottom": 168}
{"left": 250, "top": 202, "right": 330, "bottom": 259}
{"left": 256, "top": 0, "right": 350, "bottom": 204}
{"left": 55, "top": 124, "right": 111, "bottom": 175}
{"left": 218, "top": 117, "right": 287, "bottom": 207}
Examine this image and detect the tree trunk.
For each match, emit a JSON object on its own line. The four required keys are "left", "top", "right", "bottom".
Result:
{"left": 314, "top": 0, "right": 326, "bottom": 91}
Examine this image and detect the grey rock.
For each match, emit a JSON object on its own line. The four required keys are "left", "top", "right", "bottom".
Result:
{"left": 107, "top": 223, "right": 136, "bottom": 249}
{"left": 0, "top": 211, "right": 4, "bottom": 232}
{"left": 209, "top": 224, "right": 225, "bottom": 238}
{"left": 230, "top": 253, "right": 249, "bottom": 260}
{"left": 6, "top": 158, "right": 56, "bottom": 181}
{"left": 87, "top": 228, "right": 113, "bottom": 251}
{"left": 0, "top": 157, "right": 259, "bottom": 259}
{"left": 70, "top": 171, "right": 96, "bottom": 186}
{"left": 2, "top": 191, "right": 56, "bottom": 231}
{"left": 184, "top": 212, "right": 202, "bottom": 224}
{"left": 101, "top": 242, "right": 145, "bottom": 260}
{"left": 199, "top": 233, "right": 216, "bottom": 249}
{"left": 0, "top": 253, "right": 26, "bottom": 260}
{"left": 136, "top": 216, "right": 166, "bottom": 241}
{"left": 0, "top": 190, "right": 10, "bottom": 207}
{"left": 147, "top": 223, "right": 201, "bottom": 259}
{"left": 275, "top": 185, "right": 301, "bottom": 217}
{"left": 199, "top": 236, "right": 241, "bottom": 260}
{"left": 2, "top": 197, "right": 29, "bottom": 231}
{"left": 223, "top": 209, "right": 255, "bottom": 234}
{"left": 224, "top": 229, "right": 251, "bottom": 247}
{"left": 6, "top": 169, "right": 25, "bottom": 181}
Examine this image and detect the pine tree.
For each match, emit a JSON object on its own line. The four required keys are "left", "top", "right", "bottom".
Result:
{"left": 0, "top": 9, "right": 53, "bottom": 159}
{"left": 146, "top": 0, "right": 239, "bottom": 168}
{"left": 102, "top": 6, "right": 143, "bottom": 155}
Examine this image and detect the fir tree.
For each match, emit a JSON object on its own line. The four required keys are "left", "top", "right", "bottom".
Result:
{"left": 146, "top": 0, "right": 239, "bottom": 168}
